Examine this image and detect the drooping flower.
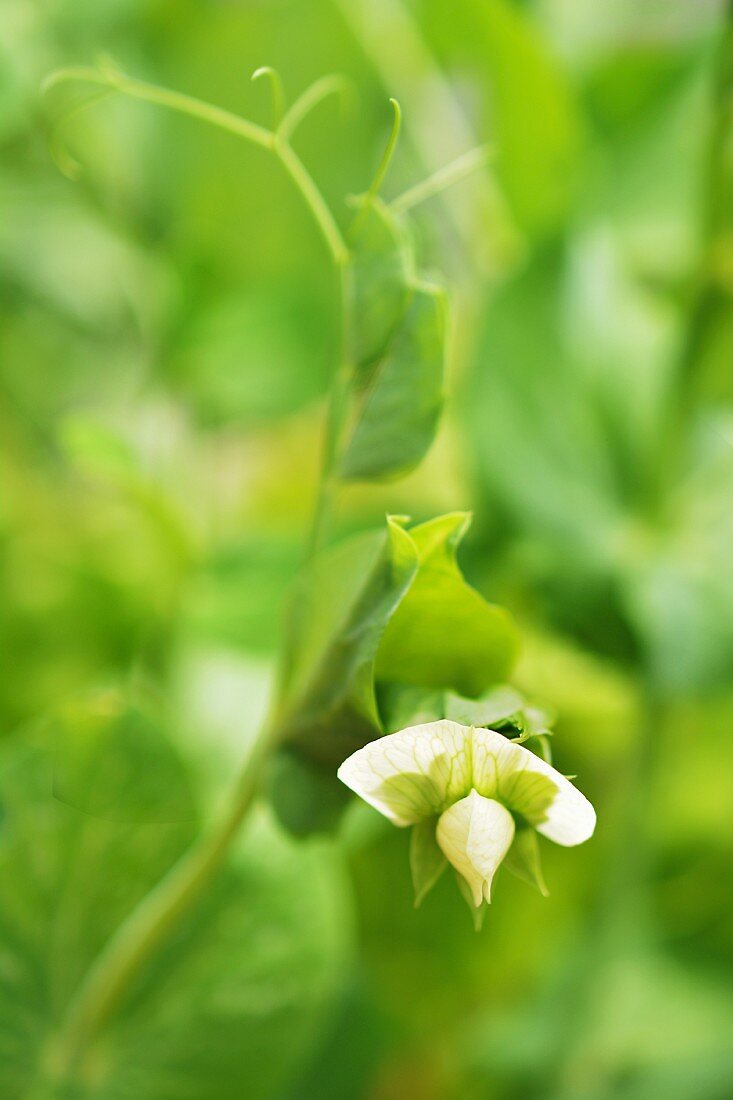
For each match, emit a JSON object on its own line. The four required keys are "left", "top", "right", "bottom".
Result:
{"left": 337, "top": 720, "right": 595, "bottom": 917}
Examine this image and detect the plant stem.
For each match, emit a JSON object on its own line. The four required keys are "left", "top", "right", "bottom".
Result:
{"left": 44, "top": 65, "right": 272, "bottom": 149}
{"left": 40, "top": 64, "right": 354, "bottom": 1090}
{"left": 391, "top": 146, "right": 491, "bottom": 216}
{"left": 274, "top": 137, "right": 349, "bottom": 266}
{"left": 332, "top": 0, "right": 512, "bottom": 273}
{"left": 47, "top": 711, "right": 281, "bottom": 1087}
{"left": 44, "top": 66, "right": 348, "bottom": 268}
{"left": 278, "top": 73, "right": 349, "bottom": 143}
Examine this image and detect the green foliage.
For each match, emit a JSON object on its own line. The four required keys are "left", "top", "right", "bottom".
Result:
{"left": 171, "top": 283, "right": 331, "bottom": 427}
{"left": 0, "top": 742, "right": 349, "bottom": 1100}
{"left": 341, "top": 196, "right": 446, "bottom": 482}
{"left": 376, "top": 513, "right": 519, "bottom": 696}
{"left": 445, "top": 684, "right": 553, "bottom": 741}
{"left": 503, "top": 828, "right": 549, "bottom": 896}
{"left": 278, "top": 518, "right": 418, "bottom": 767}
{"left": 426, "top": 0, "right": 582, "bottom": 235}
{"left": 279, "top": 513, "right": 519, "bottom": 775}
{"left": 3, "top": 2, "right": 733, "bottom": 1098}
{"left": 409, "top": 817, "right": 448, "bottom": 906}
{"left": 339, "top": 281, "right": 446, "bottom": 481}
{"left": 347, "top": 196, "right": 413, "bottom": 372}
{"left": 268, "top": 749, "right": 352, "bottom": 836}
{"left": 52, "top": 685, "right": 195, "bottom": 824}
{"left": 475, "top": 0, "right": 582, "bottom": 234}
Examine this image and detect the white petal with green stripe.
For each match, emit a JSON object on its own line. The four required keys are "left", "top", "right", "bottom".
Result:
{"left": 336, "top": 719, "right": 471, "bottom": 825}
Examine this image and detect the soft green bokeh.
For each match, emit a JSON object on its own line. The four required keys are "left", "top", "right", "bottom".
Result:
{"left": 2, "top": 1, "right": 733, "bottom": 1098}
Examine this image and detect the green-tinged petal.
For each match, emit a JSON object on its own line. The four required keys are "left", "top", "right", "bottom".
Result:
{"left": 336, "top": 720, "right": 471, "bottom": 825}
{"left": 410, "top": 818, "right": 448, "bottom": 906}
{"left": 436, "top": 790, "right": 515, "bottom": 906}
{"left": 471, "top": 727, "right": 595, "bottom": 846}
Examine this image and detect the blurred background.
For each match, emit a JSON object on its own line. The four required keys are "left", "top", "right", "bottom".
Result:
{"left": 2, "top": 1, "right": 733, "bottom": 1098}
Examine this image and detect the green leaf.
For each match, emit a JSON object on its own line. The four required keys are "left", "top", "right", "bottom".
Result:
{"left": 181, "top": 535, "right": 302, "bottom": 655}
{"left": 278, "top": 513, "right": 520, "bottom": 802}
{"left": 378, "top": 682, "right": 552, "bottom": 745}
{"left": 444, "top": 684, "right": 525, "bottom": 726}
{"left": 451, "top": 0, "right": 582, "bottom": 235}
{"left": 339, "top": 282, "right": 447, "bottom": 482}
{"left": 446, "top": 685, "right": 553, "bottom": 735}
{"left": 621, "top": 437, "right": 733, "bottom": 694}
{"left": 52, "top": 685, "right": 196, "bottom": 824}
{"left": 377, "top": 682, "right": 447, "bottom": 733}
{"left": 279, "top": 516, "right": 418, "bottom": 768}
{"left": 503, "top": 827, "right": 549, "bottom": 896}
{"left": 172, "top": 283, "right": 331, "bottom": 426}
{"left": 347, "top": 196, "right": 414, "bottom": 373}
{"left": 0, "top": 746, "right": 350, "bottom": 1100}
{"left": 410, "top": 818, "right": 447, "bottom": 906}
{"left": 268, "top": 750, "right": 351, "bottom": 836}
{"left": 375, "top": 513, "right": 519, "bottom": 697}
{"left": 445, "top": 686, "right": 554, "bottom": 758}
{"left": 466, "top": 252, "right": 621, "bottom": 567}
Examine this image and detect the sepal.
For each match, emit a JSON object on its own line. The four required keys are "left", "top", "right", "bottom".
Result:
{"left": 503, "top": 828, "right": 549, "bottom": 897}
{"left": 410, "top": 818, "right": 448, "bottom": 906}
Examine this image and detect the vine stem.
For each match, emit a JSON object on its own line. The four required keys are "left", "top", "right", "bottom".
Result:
{"left": 47, "top": 709, "right": 281, "bottom": 1085}
{"left": 40, "top": 55, "right": 488, "bottom": 1086}
{"left": 45, "top": 65, "right": 351, "bottom": 545}
{"left": 44, "top": 65, "right": 348, "bottom": 267}
{"left": 40, "top": 63, "right": 353, "bottom": 1090}
{"left": 391, "top": 146, "right": 491, "bottom": 216}
{"left": 332, "top": 0, "right": 512, "bottom": 274}
{"left": 274, "top": 136, "right": 349, "bottom": 266}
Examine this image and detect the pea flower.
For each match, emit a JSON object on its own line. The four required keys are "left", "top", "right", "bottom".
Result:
{"left": 337, "top": 720, "right": 595, "bottom": 914}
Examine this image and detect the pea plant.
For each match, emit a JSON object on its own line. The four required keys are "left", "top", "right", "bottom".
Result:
{"left": 10, "top": 59, "right": 595, "bottom": 1098}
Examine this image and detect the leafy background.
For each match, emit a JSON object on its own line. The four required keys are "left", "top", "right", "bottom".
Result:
{"left": 2, "top": 1, "right": 733, "bottom": 1098}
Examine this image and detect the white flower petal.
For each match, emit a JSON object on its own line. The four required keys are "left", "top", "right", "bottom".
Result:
{"left": 436, "top": 790, "right": 515, "bottom": 905}
{"left": 337, "top": 720, "right": 471, "bottom": 826}
{"left": 471, "top": 727, "right": 596, "bottom": 846}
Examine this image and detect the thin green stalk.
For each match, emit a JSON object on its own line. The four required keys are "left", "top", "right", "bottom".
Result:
{"left": 45, "top": 61, "right": 353, "bottom": 557}
{"left": 278, "top": 74, "right": 350, "bottom": 143}
{"left": 363, "top": 98, "right": 402, "bottom": 206}
{"left": 251, "top": 66, "right": 285, "bottom": 129}
{"left": 348, "top": 97, "right": 402, "bottom": 238}
{"left": 39, "top": 64, "right": 354, "bottom": 1091}
{"left": 332, "top": 0, "right": 512, "bottom": 271}
{"left": 44, "top": 65, "right": 348, "bottom": 268}
{"left": 391, "top": 145, "right": 491, "bottom": 216}
{"left": 274, "top": 136, "right": 349, "bottom": 266}
{"left": 44, "top": 65, "right": 272, "bottom": 150}
{"left": 48, "top": 88, "right": 115, "bottom": 179}
{"left": 46, "top": 710, "right": 281, "bottom": 1087}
